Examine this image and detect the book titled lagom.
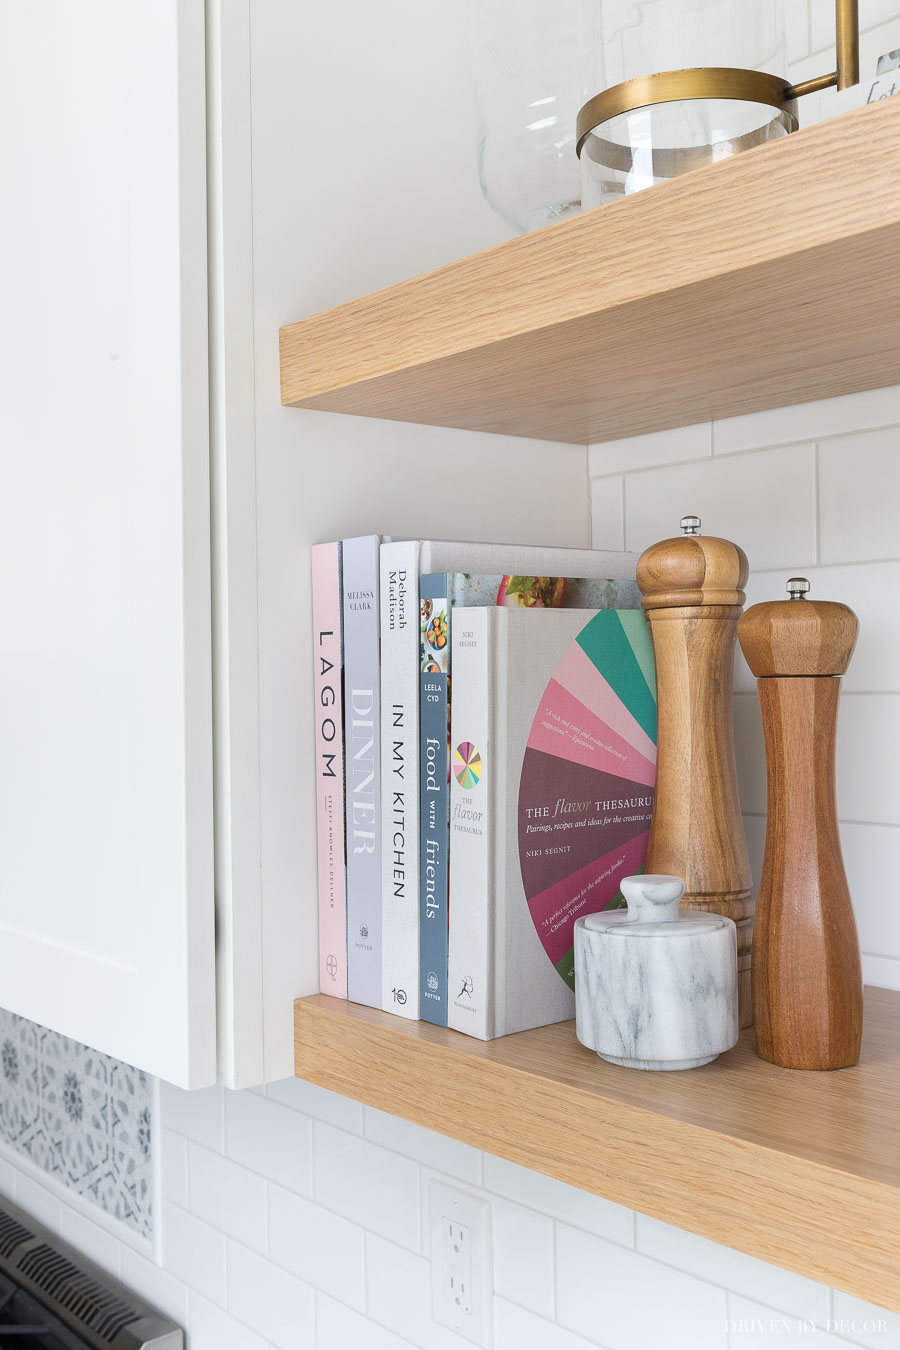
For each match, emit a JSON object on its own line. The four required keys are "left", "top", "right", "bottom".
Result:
{"left": 447, "top": 606, "right": 658, "bottom": 1040}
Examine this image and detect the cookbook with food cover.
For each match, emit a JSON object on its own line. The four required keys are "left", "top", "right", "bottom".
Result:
{"left": 419, "top": 573, "right": 642, "bottom": 1027}
{"left": 447, "top": 605, "right": 658, "bottom": 1040}
{"left": 379, "top": 539, "right": 641, "bottom": 1022}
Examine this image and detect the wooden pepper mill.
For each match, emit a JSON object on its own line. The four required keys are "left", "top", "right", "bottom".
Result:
{"left": 738, "top": 578, "right": 862, "bottom": 1070}
{"left": 637, "top": 516, "right": 754, "bottom": 1027}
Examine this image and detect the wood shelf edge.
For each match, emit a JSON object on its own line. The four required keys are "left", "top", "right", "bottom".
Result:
{"left": 295, "top": 989, "right": 900, "bottom": 1312}
{"left": 278, "top": 99, "right": 900, "bottom": 445}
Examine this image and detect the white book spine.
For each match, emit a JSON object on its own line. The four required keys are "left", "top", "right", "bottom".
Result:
{"left": 379, "top": 541, "right": 421, "bottom": 1018}
{"left": 342, "top": 535, "right": 382, "bottom": 1008}
{"left": 448, "top": 607, "right": 505, "bottom": 1040}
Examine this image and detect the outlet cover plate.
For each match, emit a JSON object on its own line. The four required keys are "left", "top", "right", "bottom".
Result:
{"left": 430, "top": 1179, "right": 493, "bottom": 1347}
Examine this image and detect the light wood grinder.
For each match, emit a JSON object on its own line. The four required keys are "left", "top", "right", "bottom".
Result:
{"left": 738, "top": 578, "right": 862, "bottom": 1069}
{"left": 637, "top": 516, "right": 753, "bottom": 1027}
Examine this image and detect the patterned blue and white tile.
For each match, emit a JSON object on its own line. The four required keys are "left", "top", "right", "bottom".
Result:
{"left": 0, "top": 1009, "right": 153, "bottom": 1238}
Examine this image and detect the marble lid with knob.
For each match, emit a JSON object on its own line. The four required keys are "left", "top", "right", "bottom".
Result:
{"left": 581, "top": 875, "right": 733, "bottom": 939}
{"left": 636, "top": 515, "right": 749, "bottom": 611}
{"left": 738, "top": 577, "right": 859, "bottom": 678}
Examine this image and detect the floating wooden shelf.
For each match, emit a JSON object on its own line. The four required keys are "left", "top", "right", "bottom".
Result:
{"left": 280, "top": 98, "right": 900, "bottom": 445}
{"left": 296, "top": 986, "right": 900, "bottom": 1311}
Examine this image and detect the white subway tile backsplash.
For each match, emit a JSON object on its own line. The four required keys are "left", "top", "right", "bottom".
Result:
{"left": 187, "top": 1141, "right": 268, "bottom": 1253}
{"left": 494, "top": 1297, "right": 607, "bottom": 1350}
{"left": 736, "top": 690, "right": 900, "bottom": 825}
{"left": 59, "top": 1207, "right": 122, "bottom": 1279}
{"left": 492, "top": 1199, "right": 556, "bottom": 1319}
{"left": 363, "top": 1105, "right": 481, "bottom": 1184}
{"left": 785, "top": 0, "right": 811, "bottom": 61}
{"left": 160, "top": 1202, "right": 226, "bottom": 1306}
{"left": 364, "top": 1233, "right": 475, "bottom": 1350}
{"left": 734, "top": 695, "right": 767, "bottom": 817}
{"left": 226, "top": 1087, "right": 313, "bottom": 1195}
{"left": 268, "top": 1183, "right": 366, "bottom": 1309}
{"left": 712, "top": 386, "right": 900, "bottom": 455}
{"left": 842, "top": 824, "right": 900, "bottom": 958}
{"left": 590, "top": 476, "right": 625, "bottom": 551}
{"left": 861, "top": 953, "right": 900, "bottom": 989}
{"left": 227, "top": 1240, "right": 315, "bottom": 1350}
{"left": 120, "top": 1245, "right": 190, "bottom": 1326}
{"left": 556, "top": 1223, "right": 728, "bottom": 1350}
{"left": 314, "top": 1122, "right": 421, "bottom": 1250}
{"left": 188, "top": 1292, "right": 270, "bottom": 1350}
{"left": 819, "top": 427, "right": 900, "bottom": 565}
{"left": 737, "top": 562, "right": 900, "bottom": 695}
{"left": 483, "top": 1155, "right": 633, "bottom": 1247}
{"left": 831, "top": 1290, "right": 900, "bottom": 1348}
{"left": 316, "top": 1294, "right": 419, "bottom": 1350}
{"left": 589, "top": 423, "right": 711, "bottom": 477}
{"left": 635, "top": 1216, "right": 830, "bottom": 1326}
{"left": 812, "top": 0, "right": 900, "bottom": 49}
{"left": 266, "top": 1075, "right": 364, "bottom": 1133}
{"left": 622, "top": 445, "right": 817, "bottom": 569}
{"left": 726, "top": 1295, "right": 863, "bottom": 1348}
{"left": 837, "top": 696, "right": 900, "bottom": 824}
{"left": 14, "top": 1176, "right": 61, "bottom": 1233}
{"left": 0, "top": 1156, "right": 15, "bottom": 1199}
{"left": 161, "top": 1129, "right": 189, "bottom": 1208}
{"left": 159, "top": 1082, "right": 224, "bottom": 1151}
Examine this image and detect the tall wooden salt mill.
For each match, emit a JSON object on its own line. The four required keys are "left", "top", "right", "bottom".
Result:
{"left": 637, "top": 516, "right": 754, "bottom": 1027}
{"left": 738, "top": 578, "right": 862, "bottom": 1069}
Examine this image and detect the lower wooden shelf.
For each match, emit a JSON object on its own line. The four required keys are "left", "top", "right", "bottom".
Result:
{"left": 295, "top": 986, "right": 900, "bottom": 1311}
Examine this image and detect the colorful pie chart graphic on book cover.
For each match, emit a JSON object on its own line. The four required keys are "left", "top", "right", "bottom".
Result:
{"left": 518, "top": 609, "right": 658, "bottom": 990}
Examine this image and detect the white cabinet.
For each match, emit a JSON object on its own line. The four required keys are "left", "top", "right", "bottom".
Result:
{"left": 0, "top": 1, "right": 215, "bottom": 1087}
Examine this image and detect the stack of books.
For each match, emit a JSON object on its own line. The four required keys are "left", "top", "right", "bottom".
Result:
{"left": 311, "top": 536, "right": 658, "bottom": 1040}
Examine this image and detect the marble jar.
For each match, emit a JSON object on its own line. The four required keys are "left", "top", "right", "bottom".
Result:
{"left": 574, "top": 874, "right": 738, "bottom": 1070}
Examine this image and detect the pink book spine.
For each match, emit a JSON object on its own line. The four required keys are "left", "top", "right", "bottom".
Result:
{"left": 311, "top": 542, "right": 348, "bottom": 997}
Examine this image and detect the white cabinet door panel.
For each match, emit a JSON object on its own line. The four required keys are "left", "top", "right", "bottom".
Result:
{"left": 0, "top": 0, "right": 215, "bottom": 1086}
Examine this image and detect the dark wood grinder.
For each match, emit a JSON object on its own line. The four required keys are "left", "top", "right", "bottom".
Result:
{"left": 738, "top": 577, "right": 862, "bottom": 1069}
{"left": 637, "top": 516, "right": 754, "bottom": 1028}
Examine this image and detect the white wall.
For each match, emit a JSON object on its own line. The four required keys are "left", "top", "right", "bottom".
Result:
{"left": 2, "top": 1, "right": 900, "bottom": 1347}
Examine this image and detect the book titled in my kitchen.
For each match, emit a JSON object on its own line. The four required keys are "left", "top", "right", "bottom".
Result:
{"left": 311, "top": 541, "right": 347, "bottom": 998}
{"left": 379, "top": 541, "right": 641, "bottom": 1023}
{"left": 447, "top": 604, "right": 658, "bottom": 1040}
{"left": 342, "top": 534, "right": 385, "bottom": 1008}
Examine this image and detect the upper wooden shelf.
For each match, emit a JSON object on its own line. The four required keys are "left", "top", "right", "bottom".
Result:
{"left": 296, "top": 986, "right": 900, "bottom": 1312}
{"left": 280, "top": 98, "right": 900, "bottom": 445}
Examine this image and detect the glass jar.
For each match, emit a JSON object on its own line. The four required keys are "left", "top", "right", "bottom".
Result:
{"left": 471, "top": 0, "right": 582, "bottom": 234}
{"left": 577, "top": 0, "right": 791, "bottom": 208}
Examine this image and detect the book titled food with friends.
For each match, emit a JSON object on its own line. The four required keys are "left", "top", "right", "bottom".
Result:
{"left": 447, "top": 605, "right": 658, "bottom": 1040}
{"left": 379, "top": 540, "right": 641, "bottom": 1023}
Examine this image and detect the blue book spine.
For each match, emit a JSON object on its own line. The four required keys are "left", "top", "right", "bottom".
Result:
{"left": 419, "top": 574, "right": 450, "bottom": 1025}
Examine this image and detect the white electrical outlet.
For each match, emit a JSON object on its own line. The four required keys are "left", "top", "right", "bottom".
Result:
{"left": 430, "top": 1180, "right": 493, "bottom": 1347}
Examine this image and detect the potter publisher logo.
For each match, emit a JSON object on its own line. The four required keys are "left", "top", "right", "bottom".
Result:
{"left": 728, "top": 1319, "right": 889, "bottom": 1337}
{"left": 325, "top": 955, "right": 338, "bottom": 980}
{"left": 427, "top": 971, "right": 439, "bottom": 993}
{"left": 360, "top": 924, "right": 368, "bottom": 939}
